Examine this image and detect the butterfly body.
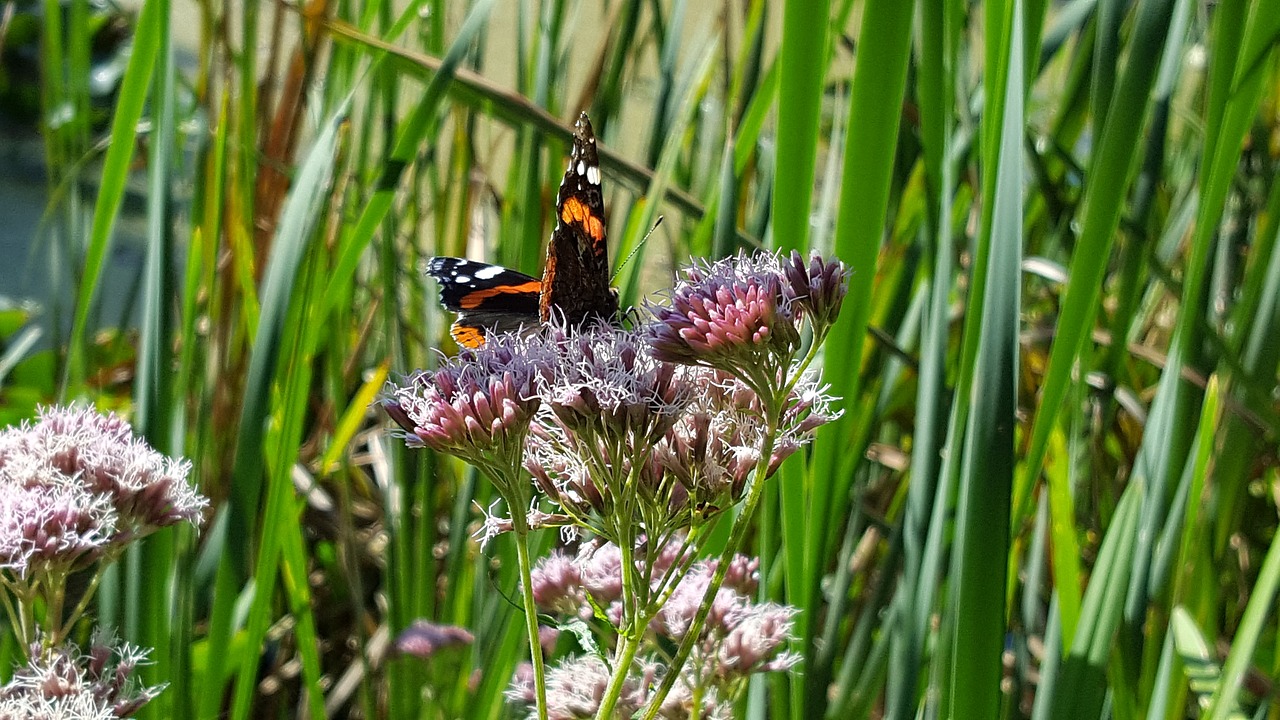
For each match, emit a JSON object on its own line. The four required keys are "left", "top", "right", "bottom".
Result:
{"left": 427, "top": 113, "right": 617, "bottom": 348}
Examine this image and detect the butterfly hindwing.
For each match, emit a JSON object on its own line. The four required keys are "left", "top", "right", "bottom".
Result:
{"left": 425, "top": 258, "right": 540, "bottom": 347}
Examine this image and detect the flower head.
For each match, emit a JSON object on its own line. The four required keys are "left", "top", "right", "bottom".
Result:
{"left": 717, "top": 603, "right": 801, "bottom": 676}
{"left": 0, "top": 632, "right": 164, "bottom": 719}
{"left": 540, "top": 323, "right": 688, "bottom": 445}
{"left": 652, "top": 369, "right": 837, "bottom": 518}
{"left": 781, "top": 250, "right": 849, "bottom": 336}
{"left": 646, "top": 253, "right": 801, "bottom": 379}
{"left": 512, "top": 539, "right": 798, "bottom": 718}
{"left": 527, "top": 551, "right": 588, "bottom": 617}
{"left": 507, "top": 654, "right": 647, "bottom": 720}
{"left": 522, "top": 324, "right": 691, "bottom": 536}
{"left": 0, "top": 483, "right": 115, "bottom": 579}
{"left": 0, "top": 405, "right": 206, "bottom": 538}
{"left": 380, "top": 333, "right": 552, "bottom": 472}
{"left": 394, "top": 621, "right": 474, "bottom": 659}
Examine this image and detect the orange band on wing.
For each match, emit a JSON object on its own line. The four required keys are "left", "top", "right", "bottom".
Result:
{"left": 458, "top": 280, "right": 542, "bottom": 309}
{"left": 560, "top": 197, "right": 605, "bottom": 243}
{"left": 450, "top": 323, "right": 487, "bottom": 348}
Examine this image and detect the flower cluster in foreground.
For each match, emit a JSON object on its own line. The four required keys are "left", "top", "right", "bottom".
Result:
{"left": 0, "top": 633, "right": 163, "bottom": 720}
{"left": 383, "top": 251, "right": 848, "bottom": 718}
{"left": 0, "top": 405, "right": 208, "bottom": 719}
{"left": 508, "top": 541, "right": 797, "bottom": 719}
{"left": 0, "top": 405, "right": 206, "bottom": 583}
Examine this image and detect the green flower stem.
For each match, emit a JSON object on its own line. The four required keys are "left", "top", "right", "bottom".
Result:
{"left": 639, "top": 408, "right": 782, "bottom": 720}
{"left": 45, "top": 569, "right": 68, "bottom": 652}
{"left": 2, "top": 579, "right": 38, "bottom": 652}
{"left": 598, "top": 466, "right": 644, "bottom": 719}
{"left": 596, "top": 620, "right": 646, "bottom": 719}
{"left": 509, "top": 509, "right": 549, "bottom": 720}
{"left": 0, "top": 582, "right": 23, "bottom": 647}
{"left": 60, "top": 565, "right": 107, "bottom": 643}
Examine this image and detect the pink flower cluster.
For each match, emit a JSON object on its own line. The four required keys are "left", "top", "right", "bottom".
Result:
{"left": 517, "top": 541, "right": 799, "bottom": 718}
{"left": 646, "top": 251, "right": 847, "bottom": 380}
{"left": 0, "top": 405, "right": 207, "bottom": 580}
{"left": 381, "top": 333, "right": 552, "bottom": 473}
{"left": 0, "top": 632, "right": 163, "bottom": 719}
{"left": 384, "top": 251, "right": 848, "bottom": 718}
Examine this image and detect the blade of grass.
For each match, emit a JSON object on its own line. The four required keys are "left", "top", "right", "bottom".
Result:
{"left": 1046, "top": 427, "right": 1084, "bottom": 646}
{"left": 615, "top": 35, "right": 719, "bottom": 309}
{"left": 65, "top": 0, "right": 162, "bottom": 389}
{"left": 323, "top": 0, "right": 498, "bottom": 319}
{"left": 801, "top": 1, "right": 914, "bottom": 714}
{"left": 1050, "top": 480, "right": 1143, "bottom": 720}
{"left": 771, "top": 0, "right": 831, "bottom": 253}
{"left": 1124, "top": 0, "right": 1279, "bottom": 660}
{"left": 1207, "top": 474, "right": 1280, "bottom": 720}
{"left": 884, "top": 0, "right": 960, "bottom": 713}
{"left": 133, "top": 1, "right": 179, "bottom": 714}
{"left": 200, "top": 110, "right": 346, "bottom": 719}
{"left": 946, "top": 1, "right": 1023, "bottom": 716}
{"left": 1015, "top": 0, "right": 1178, "bottom": 527}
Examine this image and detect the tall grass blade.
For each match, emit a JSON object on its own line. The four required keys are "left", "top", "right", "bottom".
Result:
{"left": 946, "top": 1, "right": 1023, "bottom": 716}
{"left": 200, "top": 110, "right": 346, "bottom": 716}
{"left": 324, "top": 0, "right": 499, "bottom": 316}
{"left": 1050, "top": 481, "right": 1143, "bottom": 720}
{"left": 771, "top": 0, "right": 831, "bottom": 253}
{"left": 1017, "top": 0, "right": 1177, "bottom": 521}
{"left": 801, "top": 1, "right": 914, "bottom": 714}
{"left": 65, "top": 0, "right": 162, "bottom": 388}
{"left": 1207, "top": 496, "right": 1280, "bottom": 720}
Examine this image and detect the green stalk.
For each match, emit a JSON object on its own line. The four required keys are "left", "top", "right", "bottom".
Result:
{"left": 640, "top": 409, "right": 781, "bottom": 720}
{"left": 596, "top": 625, "right": 645, "bottom": 719}
{"left": 59, "top": 566, "right": 107, "bottom": 638}
{"left": 598, "top": 442, "right": 660, "bottom": 718}
{"left": 508, "top": 508, "right": 549, "bottom": 720}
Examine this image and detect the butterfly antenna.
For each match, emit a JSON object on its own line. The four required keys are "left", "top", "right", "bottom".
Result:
{"left": 612, "top": 215, "right": 663, "bottom": 284}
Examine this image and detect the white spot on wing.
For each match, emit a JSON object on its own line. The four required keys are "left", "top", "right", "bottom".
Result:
{"left": 455, "top": 275, "right": 471, "bottom": 283}
{"left": 576, "top": 160, "right": 586, "bottom": 176}
{"left": 587, "top": 165, "right": 601, "bottom": 185}
{"left": 474, "top": 265, "right": 505, "bottom": 280}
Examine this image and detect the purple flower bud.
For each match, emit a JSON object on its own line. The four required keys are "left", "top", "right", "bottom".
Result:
{"left": 652, "top": 368, "right": 833, "bottom": 516}
{"left": 781, "top": 250, "right": 849, "bottom": 333}
{"left": 717, "top": 603, "right": 799, "bottom": 676}
{"left": 0, "top": 484, "right": 115, "bottom": 578}
{"left": 517, "top": 655, "right": 644, "bottom": 720}
{"left": 524, "top": 426, "right": 607, "bottom": 516}
{"left": 538, "top": 625, "right": 561, "bottom": 657}
{"left": 528, "top": 551, "right": 587, "bottom": 615}
{"left": 394, "top": 621, "right": 474, "bottom": 658}
{"left": 505, "top": 662, "right": 538, "bottom": 707}
{"left": 540, "top": 323, "right": 688, "bottom": 445}
{"left": 711, "top": 554, "right": 760, "bottom": 596}
{"left": 657, "top": 564, "right": 743, "bottom": 638}
{"left": 380, "top": 333, "right": 552, "bottom": 468}
{"left": 577, "top": 542, "right": 624, "bottom": 605}
{"left": 647, "top": 253, "right": 802, "bottom": 375}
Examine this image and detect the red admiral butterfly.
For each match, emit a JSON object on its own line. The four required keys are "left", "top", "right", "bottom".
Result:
{"left": 427, "top": 113, "right": 619, "bottom": 348}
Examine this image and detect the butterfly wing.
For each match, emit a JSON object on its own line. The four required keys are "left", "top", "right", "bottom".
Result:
{"left": 539, "top": 113, "right": 619, "bottom": 325}
{"left": 425, "top": 257, "right": 541, "bottom": 348}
